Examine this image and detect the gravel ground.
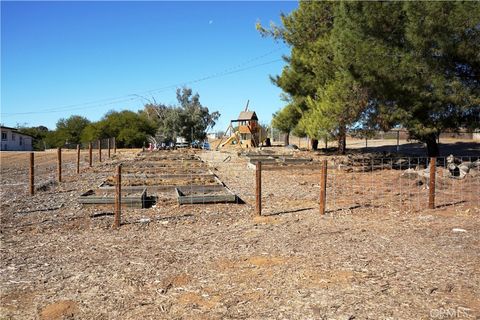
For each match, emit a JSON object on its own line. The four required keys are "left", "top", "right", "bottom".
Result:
{"left": 1, "top": 149, "right": 479, "bottom": 320}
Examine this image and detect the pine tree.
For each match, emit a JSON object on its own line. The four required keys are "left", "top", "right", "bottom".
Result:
{"left": 259, "top": 1, "right": 480, "bottom": 156}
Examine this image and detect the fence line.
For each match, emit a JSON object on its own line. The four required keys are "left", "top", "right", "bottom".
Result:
{"left": 0, "top": 138, "right": 115, "bottom": 196}
{"left": 199, "top": 154, "right": 479, "bottom": 216}
{"left": 2, "top": 147, "right": 478, "bottom": 229}
{"left": 322, "top": 156, "right": 479, "bottom": 214}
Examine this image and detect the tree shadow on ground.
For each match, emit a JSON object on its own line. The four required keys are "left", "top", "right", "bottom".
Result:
{"left": 317, "top": 141, "right": 479, "bottom": 157}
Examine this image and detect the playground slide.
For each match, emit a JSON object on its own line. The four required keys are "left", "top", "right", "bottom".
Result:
{"left": 220, "top": 134, "right": 237, "bottom": 147}
{"left": 220, "top": 131, "right": 242, "bottom": 147}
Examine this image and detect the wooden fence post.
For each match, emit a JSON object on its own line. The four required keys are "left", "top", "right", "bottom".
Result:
{"left": 256, "top": 161, "right": 262, "bottom": 216}
{"left": 57, "top": 147, "right": 62, "bottom": 183}
{"left": 428, "top": 157, "right": 436, "bottom": 209}
{"left": 108, "top": 138, "right": 111, "bottom": 158}
{"left": 113, "top": 137, "right": 116, "bottom": 154}
{"left": 29, "top": 152, "right": 34, "bottom": 196}
{"left": 98, "top": 139, "right": 102, "bottom": 163}
{"left": 319, "top": 159, "right": 328, "bottom": 215}
{"left": 76, "top": 144, "right": 80, "bottom": 174}
{"left": 396, "top": 131, "right": 400, "bottom": 152}
{"left": 113, "top": 164, "right": 122, "bottom": 229}
{"left": 89, "top": 142, "right": 92, "bottom": 167}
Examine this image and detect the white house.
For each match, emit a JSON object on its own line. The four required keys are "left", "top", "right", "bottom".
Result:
{"left": 0, "top": 126, "right": 33, "bottom": 151}
{"left": 207, "top": 132, "right": 220, "bottom": 140}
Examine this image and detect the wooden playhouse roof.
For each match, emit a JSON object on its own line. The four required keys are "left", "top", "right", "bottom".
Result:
{"left": 237, "top": 111, "right": 258, "bottom": 121}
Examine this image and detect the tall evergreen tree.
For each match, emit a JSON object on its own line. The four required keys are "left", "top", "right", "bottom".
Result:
{"left": 259, "top": 1, "right": 480, "bottom": 156}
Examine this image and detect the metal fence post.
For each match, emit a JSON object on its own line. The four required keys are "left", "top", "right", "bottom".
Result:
{"left": 29, "top": 152, "right": 34, "bottom": 196}
{"left": 113, "top": 164, "right": 122, "bottom": 229}
{"left": 428, "top": 157, "right": 436, "bottom": 209}
{"left": 57, "top": 147, "right": 62, "bottom": 183}
{"left": 113, "top": 137, "right": 116, "bottom": 154}
{"left": 256, "top": 161, "right": 262, "bottom": 216}
{"left": 108, "top": 138, "right": 111, "bottom": 158}
{"left": 319, "top": 159, "right": 327, "bottom": 215}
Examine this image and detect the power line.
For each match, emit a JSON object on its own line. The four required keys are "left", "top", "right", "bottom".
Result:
{"left": 1, "top": 48, "right": 286, "bottom": 117}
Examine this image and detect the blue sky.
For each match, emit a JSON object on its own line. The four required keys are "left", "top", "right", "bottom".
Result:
{"left": 1, "top": 1, "right": 297, "bottom": 131}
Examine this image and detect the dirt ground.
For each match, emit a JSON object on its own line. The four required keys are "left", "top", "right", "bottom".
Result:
{"left": 0, "top": 147, "right": 479, "bottom": 320}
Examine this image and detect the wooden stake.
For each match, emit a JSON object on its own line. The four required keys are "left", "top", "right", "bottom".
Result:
{"left": 428, "top": 157, "right": 436, "bottom": 209}
{"left": 57, "top": 147, "right": 62, "bottom": 183}
{"left": 113, "top": 164, "right": 122, "bottom": 229}
{"left": 396, "top": 131, "right": 400, "bottom": 152}
{"left": 256, "top": 161, "right": 262, "bottom": 216}
{"left": 29, "top": 152, "right": 34, "bottom": 196}
{"left": 76, "top": 144, "right": 80, "bottom": 174}
{"left": 89, "top": 142, "right": 92, "bottom": 167}
{"left": 98, "top": 140, "right": 102, "bottom": 163}
{"left": 319, "top": 159, "right": 327, "bottom": 215}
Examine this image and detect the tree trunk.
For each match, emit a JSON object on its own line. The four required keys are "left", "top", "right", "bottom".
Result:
{"left": 311, "top": 139, "right": 318, "bottom": 150}
{"left": 425, "top": 133, "right": 440, "bottom": 157}
{"left": 284, "top": 132, "right": 290, "bottom": 146}
{"left": 337, "top": 125, "right": 347, "bottom": 155}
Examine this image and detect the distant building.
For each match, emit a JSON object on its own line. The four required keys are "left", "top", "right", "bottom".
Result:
{"left": 0, "top": 126, "right": 33, "bottom": 151}
{"left": 207, "top": 132, "right": 220, "bottom": 140}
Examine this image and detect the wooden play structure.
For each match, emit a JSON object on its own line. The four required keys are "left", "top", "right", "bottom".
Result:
{"left": 216, "top": 102, "right": 265, "bottom": 150}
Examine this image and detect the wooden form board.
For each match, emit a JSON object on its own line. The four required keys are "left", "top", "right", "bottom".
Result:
{"left": 99, "top": 183, "right": 228, "bottom": 193}
{"left": 117, "top": 173, "right": 217, "bottom": 179}
{"left": 246, "top": 162, "right": 319, "bottom": 171}
{"left": 78, "top": 188, "right": 147, "bottom": 208}
{"left": 98, "top": 174, "right": 224, "bottom": 193}
{"left": 175, "top": 185, "right": 237, "bottom": 204}
{"left": 247, "top": 156, "right": 313, "bottom": 163}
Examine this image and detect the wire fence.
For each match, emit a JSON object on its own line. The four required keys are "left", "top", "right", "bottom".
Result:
{"left": 325, "top": 156, "right": 479, "bottom": 214}
{"left": 191, "top": 151, "right": 479, "bottom": 215}
{"left": 110, "top": 151, "right": 480, "bottom": 216}
{"left": 0, "top": 138, "right": 115, "bottom": 196}
{"left": 1, "top": 146, "right": 478, "bottom": 229}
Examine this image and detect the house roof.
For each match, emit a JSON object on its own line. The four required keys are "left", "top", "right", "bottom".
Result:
{"left": 1, "top": 125, "right": 18, "bottom": 131}
{"left": 1, "top": 126, "right": 34, "bottom": 138}
{"left": 237, "top": 111, "right": 258, "bottom": 121}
